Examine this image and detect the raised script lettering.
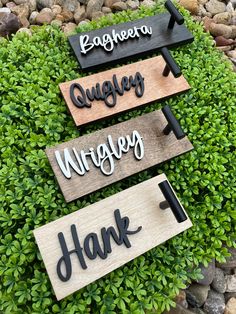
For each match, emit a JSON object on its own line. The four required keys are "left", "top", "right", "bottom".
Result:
{"left": 55, "top": 130, "right": 144, "bottom": 179}
{"left": 70, "top": 72, "right": 145, "bottom": 108}
{"left": 79, "top": 25, "right": 152, "bottom": 55}
{"left": 56, "top": 209, "right": 142, "bottom": 282}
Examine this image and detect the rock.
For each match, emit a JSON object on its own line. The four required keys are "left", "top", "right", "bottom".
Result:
{"left": 199, "top": 4, "right": 212, "bottom": 18}
{"left": 142, "top": 0, "right": 156, "bottom": 8}
{"left": 225, "top": 292, "right": 236, "bottom": 303}
{"left": 0, "top": 7, "right": 11, "bottom": 13}
{"left": 226, "top": 275, "right": 236, "bottom": 292}
{"left": 231, "top": 26, "right": 236, "bottom": 39}
{"left": 205, "top": 0, "right": 226, "bottom": 16}
{"left": 211, "top": 268, "right": 226, "bottom": 294}
{"left": 126, "top": 0, "right": 139, "bottom": 10}
{"left": 226, "top": 2, "right": 234, "bottom": 13}
{"left": 1, "top": 0, "right": 8, "bottom": 5}
{"left": 102, "top": 6, "right": 112, "bottom": 13}
{"left": 11, "top": 4, "right": 30, "bottom": 19}
{"left": 91, "top": 11, "right": 104, "bottom": 19}
{"left": 104, "top": 0, "right": 119, "bottom": 7}
{"left": 199, "top": 0, "right": 208, "bottom": 4}
{"left": 189, "top": 308, "right": 206, "bottom": 314}
{"left": 204, "top": 290, "right": 225, "bottom": 314}
{"left": 209, "top": 23, "right": 232, "bottom": 39}
{"left": 63, "top": 0, "right": 78, "bottom": 13}
{"left": 35, "top": 7, "right": 54, "bottom": 24}
{"left": 17, "top": 27, "right": 32, "bottom": 35}
{"left": 18, "top": 15, "right": 29, "bottom": 27}
{"left": 225, "top": 298, "right": 236, "bottom": 314}
{"left": 78, "top": 0, "right": 89, "bottom": 4}
{"left": 61, "top": 9, "right": 73, "bottom": 22}
{"left": 175, "top": 290, "right": 188, "bottom": 308}
{"left": 28, "top": 0, "right": 37, "bottom": 12}
{"left": 179, "top": 0, "right": 199, "bottom": 15}
{"left": 50, "top": 18, "right": 62, "bottom": 27}
{"left": 51, "top": 4, "right": 61, "bottom": 15}
{"left": 203, "top": 16, "right": 214, "bottom": 32}
{"left": 163, "top": 303, "right": 196, "bottom": 314}
{"left": 0, "top": 0, "right": 2, "bottom": 8}
{"left": 216, "top": 45, "right": 232, "bottom": 52}
{"left": 227, "top": 50, "right": 236, "bottom": 59}
{"left": 111, "top": 1, "right": 127, "bottom": 11}
{"left": 14, "top": 0, "right": 27, "bottom": 4}
{"left": 78, "top": 19, "right": 89, "bottom": 26}
{"left": 197, "top": 260, "right": 216, "bottom": 286}
{"left": 0, "top": 12, "right": 20, "bottom": 37}
{"left": 213, "top": 12, "right": 231, "bottom": 25}
{"left": 6, "top": 2, "right": 17, "bottom": 9}
{"left": 29, "top": 10, "right": 38, "bottom": 23}
{"left": 215, "top": 36, "right": 234, "bottom": 46}
{"left": 36, "top": 0, "right": 54, "bottom": 10}
{"left": 74, "top": 5, "right": 85, "bottom": 23}
{"left": 218, "top": 249, "right": 236, "bottom": 269}
{"left": 186, "top": 284, "right": 210, "bottom": 307}
{"left": 63, "top": 22, "right": 76, "bottom": 35}
{"left": 86, "top": 0, "right": 104, "bottom": 19}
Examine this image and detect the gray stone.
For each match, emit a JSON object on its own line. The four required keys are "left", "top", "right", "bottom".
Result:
{"left": 63, "top": 0, "right": 78, "bottom": 12}
{"left": 209, "top": 23, "right": 232, "bottom": 39}
{"left": 0, "top": 12, "right": 20, "bottom": 37}
{"left": 142, "top": 0, "right": 156, "bottom": 8}
{"left": 14, "top": 0, "right": 27, "bottom": 4}
{"left": 186, "top": 284, "right": 210, "bottom": 307}
{"left": 28, "top": 0, "right": 37, "bottom": 12}
{"left": 197, "top": 260, "right": 215, "bottom": 286}
{"left": 50, "top": 18, "right": 62, "bottom": 26}
{"left": 35, "top": 7, "right": 54, "bottom": 24}
{"left": 213, "top": 12, "right": 231, "bottom": 25}
{"left": 163, "top": 303, "right": 197, "bottom": 314}
{"left": 37, "top": 0, "right": 54, "bottom": 10}
{"left": 63, "top": 22, "right": 77, "bottom": 35}
{"left": 203, "top": 290, "right": 225, "bottom": 314}
{"left": 111, "top": 1, "right": 127, "bottom": 11}
{"left": 74, "top": 5, "right": 85, "bottom": 23}
{"left": 102, "top": 6, "right": 112, "bottom": 14}
{"left": 29, "top": 10, "right": 39, "bottom": 23}
{"left": 91, "top": 11, "right": 104, "bottom": 19}
{"left": 225, "top": 292, "right": 236, "bottom": 303}
{"left": 226, "top": 274, "right": 236, "bottom": 292}
{"left": 216, "top": 45, "right": 232, "bottom": 52}
{"left": 211, "top": 268, "right": 226, "bottom": 293}
{"left": 205, "top": 0, "right": 226, "bottom": 16}
{"left": 126, "top": 0, "right": 139, "bottom": 10}
{"left": 104, "top": 0, "right": 119, "bottom": 7}
{"left": 1, "top": 0, "right": 8, "bottom": 5}
{"left": 217, "top": 248, "right": 236, "bottom": 269}
{"left": 11, "top": 4, "right": 30, "bottom": 19}
{"left": 189, "top": 308, "right": 206, "bottom": 314}
{"left": 199, "top": 4, "right": 212, "bottom": 18}
{"left": 17, "top": 27, "right": 32, "bottom": 35}
{"left": 86, "top": 0, "right": 104, "bottom": 19}
{"left": 78, "top": 0, "right": 89, "bottom": 4}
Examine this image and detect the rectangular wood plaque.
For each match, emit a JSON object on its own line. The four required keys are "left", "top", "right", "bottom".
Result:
{"left": 46, "top": 109, "right": 193, "bottom": 202}
{"left": 33, "top": 174, "right": 192, "bottom": 300}
{"left": 68, "top": 13, "right": 194, "bottom": 71}
{"left": 59, "top": 56, "right": 190, "bottom": 127}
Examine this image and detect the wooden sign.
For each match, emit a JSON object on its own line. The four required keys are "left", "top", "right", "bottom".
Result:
{"left": 33, "top": 173, "right": 192, "bottom": 300}
{"left": 46, "top": 109, "right": 193, "bottom": 202}
{"left": 68, "top": 13, "right": 194, "bottom": 71}
{"left": 59, "top": 56, "right": 190, "bottom": 127}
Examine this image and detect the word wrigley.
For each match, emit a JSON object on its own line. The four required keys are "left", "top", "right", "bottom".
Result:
{"left": 79, "top": 25, "right": 153, "bottom": 54}
{"left": 55, "top": 130, "right": 145, "bottom": 178}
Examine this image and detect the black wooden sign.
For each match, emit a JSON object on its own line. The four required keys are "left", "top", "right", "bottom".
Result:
{"left": 68, "top": 10, "right": 194, "bottom": 71}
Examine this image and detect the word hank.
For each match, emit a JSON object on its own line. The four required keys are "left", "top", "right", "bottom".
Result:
{"left": 57, "top": 208, "right": 142, "bottom": 282}
{"left": 55, "top": 130, "right": 144, "bottom": 178}
{"left": 80, "top": 25, "right": 152, "bottom": 55}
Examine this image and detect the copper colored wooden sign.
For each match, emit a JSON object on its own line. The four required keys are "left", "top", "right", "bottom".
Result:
{"left": 33, "top": 173, "right": 192, "bottom": 300}
{"left": 45, "top": 109, "right": 193, "bottom": 202}
{"left": 59, "top": 56, "right": 190, "bottom": 127}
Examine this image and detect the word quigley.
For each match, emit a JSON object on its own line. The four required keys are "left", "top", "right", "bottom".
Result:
{"left": 79, "top": 25, "right": 152, "bottom": 54}
{"left": 70, "top": 72, "right": 145, "bottom": 108}
{"left": 57, "top": 209, "right": 142, "bottom": 281}
{"left": 55, "top": 130, "right": 144, "bottom": 178}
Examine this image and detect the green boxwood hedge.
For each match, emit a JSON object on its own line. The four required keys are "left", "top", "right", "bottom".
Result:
{"left": 0, "top": 4, "right": 236, "bottom": 314}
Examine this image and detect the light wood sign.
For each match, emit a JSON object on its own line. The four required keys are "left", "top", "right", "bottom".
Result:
{"left": 68, "top": 10, "right": 193, "bottom": 71}
{"left": 33, "top": 174, "right": 192, "bottom": 300}
{"left": 59, "top": 56, "right": 190, "bottom": 127}
{"left": 46, "top": 109, "right": 193, "bottom": 202}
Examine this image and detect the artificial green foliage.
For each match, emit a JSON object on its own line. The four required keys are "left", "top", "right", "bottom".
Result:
{"left": 0, "top": 3, "right": 236, "bottom": 313}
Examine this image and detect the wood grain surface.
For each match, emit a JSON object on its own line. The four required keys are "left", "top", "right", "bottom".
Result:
{"left": 59, "top": 56, "right": 190, "bottom": 127}
{"left": 33, "top": 173, "right": 192, "bottom": 300}
{"left": 68, "top": 13, "right": 194, "bottom": 71}
{"left": 45, "top": 109, "right": 193, "bottom": 202}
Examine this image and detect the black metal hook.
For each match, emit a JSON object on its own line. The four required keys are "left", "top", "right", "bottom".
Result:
{"left": 161, "top": 47, "right": 181, "bottom": 78}
{"left": 162, "top": 105, "right": 185, "bottom": 140}
{"left": 159, "top": 180, "right": 187, "bottom": 223}
{"left": 165, "top": 0, "right": 184, "bottom": 29}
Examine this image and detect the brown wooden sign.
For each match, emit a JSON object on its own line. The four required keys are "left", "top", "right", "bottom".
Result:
{"left": 45, "top": 109, "right": 193, "bottom": 202}
{"left": 33, "top": 173, "right": 192, "bottom": 300}
{"left": 59, "top": 56, "right": 190, "bottom": 127}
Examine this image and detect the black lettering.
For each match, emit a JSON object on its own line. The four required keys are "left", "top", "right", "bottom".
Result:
{"left": 70, "top": 83, "right": 91, "bottom": 108}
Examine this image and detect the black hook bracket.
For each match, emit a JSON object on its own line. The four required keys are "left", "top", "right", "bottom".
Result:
{"left": 165, "top": 0, "right": 184, "bottom": 30}
{"left": 159, "top": 180, "right": 187, "bottom": 223}
{"left": 162, "top": 105, "right": 185, "bottom": 140}
{"left": 161, "top": 47, "right": 181, "bottom": 78}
